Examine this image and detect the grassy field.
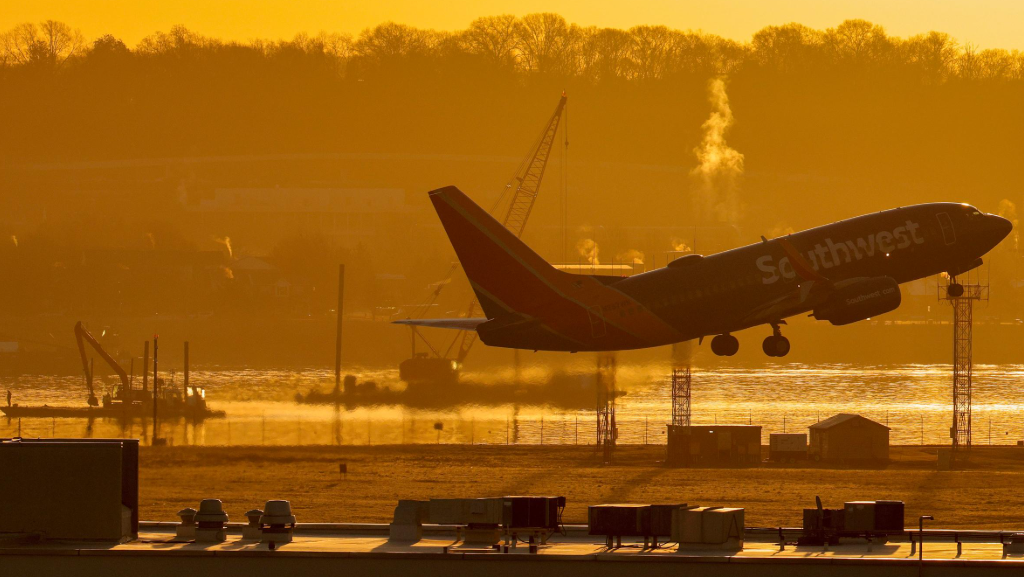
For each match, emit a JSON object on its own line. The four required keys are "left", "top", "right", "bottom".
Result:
{"left": 139, "top": 444, "right": 1024, "bottom": 529}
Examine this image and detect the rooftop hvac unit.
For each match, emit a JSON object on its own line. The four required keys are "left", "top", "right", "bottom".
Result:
{"left": 589, "top": 504, "right": 687, "bottom": 542}
{"left": 844, "top": 501, "right": 876, "bottom": 532}
{"left": 588, "top": 504, "right": 651, "bottom": 537}
{"left": 650, "top": 504, "right": 686, "bottom": 537}
{"left": 672, "top": 506, "right": 744, "bottom": 550}
{"left": 428, "top": 498, "right": 503, "bottom": 526}
{"left": 502, "top": 496, "right": 564, "bottom": 530}
{"left": 874, "top": 501, "right": 905, "bottom": 532}
{"left": 802, "top": 508, "right": 845, "bottom": 533}
{"left": 845, "top": 500, "right": 904, "bottom": 534}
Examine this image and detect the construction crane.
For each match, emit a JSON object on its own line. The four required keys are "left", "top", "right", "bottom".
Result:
{"left": 74, "top": 321, "right": 129, "bottom": 407}
{"left": 400, "top": 93, "right": 568, "bottom": 383}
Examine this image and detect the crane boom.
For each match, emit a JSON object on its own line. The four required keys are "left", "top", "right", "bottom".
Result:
{"left": 74, "top": 321, "right": 129, "bottom": 406}
{"left": 451, "top": 93, "right": 567, "bottom": 364}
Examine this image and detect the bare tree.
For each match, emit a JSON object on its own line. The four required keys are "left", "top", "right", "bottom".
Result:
{"left": 823, "top": 19, "right": 893, "bottom": 66}
{"left": 354, "top": 22, "right": 428, "bottom": 62}
{"left": 516, "top": 13, "right": 576, "bottom": 75}
{"left": 1, "top": 20, "right": 85, "bottom": 68}
{"left": 901, "top": 31, "right": 959, "bottom": 83}
{"left": 465, "top": 15, "right": 520, "bottom": 69}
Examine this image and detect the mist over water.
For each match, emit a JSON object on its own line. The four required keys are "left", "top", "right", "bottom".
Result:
{"left": 4, "top": 363, "right": 1022, "bottom": 446}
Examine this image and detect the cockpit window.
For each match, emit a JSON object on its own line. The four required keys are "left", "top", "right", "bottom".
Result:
{"left": 961, "top": 204, "right": 983, "bottom": 218}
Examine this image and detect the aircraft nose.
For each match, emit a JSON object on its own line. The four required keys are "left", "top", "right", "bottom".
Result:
{"left": 989, "top": 214, "right": 1014, "bottom": 242}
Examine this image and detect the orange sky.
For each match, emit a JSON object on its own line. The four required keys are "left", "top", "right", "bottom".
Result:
{"left": 4, "top": 0, "right": 1024, "bottom": 50}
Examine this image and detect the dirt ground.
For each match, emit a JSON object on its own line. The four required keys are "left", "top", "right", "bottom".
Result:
{"left": 139, "top": 444, "right": 1024, "bottom": 529}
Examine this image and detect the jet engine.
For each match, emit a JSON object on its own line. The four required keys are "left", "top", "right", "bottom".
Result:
{"left": 813, "top": 276, "right": 901, "bottom": 326}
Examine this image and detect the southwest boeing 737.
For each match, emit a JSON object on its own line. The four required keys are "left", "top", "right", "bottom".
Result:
{"left": 397, "top": 186, "right": 1012, "bottom": 357}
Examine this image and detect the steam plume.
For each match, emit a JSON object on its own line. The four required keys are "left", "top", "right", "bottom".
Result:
{"left": 617, "top": 249, "right": 645, "bottom": 265}
{"left": 214, "top": 236, "right": 234, "bottom": 258}
{"left": 998, "top": 199, "right": 1019, "bottom": 250}
{"left": 672, "top": 340, "right": 693, "bottom": 366}
{"left": 770, "top": 223, "right": 795, "bottom": 238}
{"left": 690, "top": 77, "right": 744, "bottom": 224}
{"left": 576, "top": 238, "right": 600, "bottom": 265}
{"left": 670, "top": 238, "right": 692, "bottom": 253}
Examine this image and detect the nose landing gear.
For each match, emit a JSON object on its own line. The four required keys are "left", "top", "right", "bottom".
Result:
{"left": 710, "top": 333, "right": 739, "bottom": 356}
{"left": 762, "top": 323, "right": 791, "bottom": 357}
{"left": 947, "top": 276, "right": 965, "bottom": 298}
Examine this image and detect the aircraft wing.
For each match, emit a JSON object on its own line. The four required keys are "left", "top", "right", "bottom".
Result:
{"left": 737, "top": 280, "right": 832, "bottom": 327}
{"left": 737, "top": 237, "right": 836, "bottom": 326}
{"left": 392, "top": 318, "right": 488, "bottom": 330}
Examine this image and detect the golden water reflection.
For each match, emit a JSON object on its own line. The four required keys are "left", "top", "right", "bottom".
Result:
{"left": 2, "top": 363, "right": 1022, "bottom": 446}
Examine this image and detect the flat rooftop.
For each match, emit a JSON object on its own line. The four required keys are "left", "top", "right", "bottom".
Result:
{"left": 4, "top": 524, "right": 1024, "bottom": 577}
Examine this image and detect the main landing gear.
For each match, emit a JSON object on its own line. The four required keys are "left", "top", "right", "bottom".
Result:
{"left": 762, "top": 323, "right": 790, "bottom": 358}
{"left": 710, "top": 334, "right": 739, "bottom": 356}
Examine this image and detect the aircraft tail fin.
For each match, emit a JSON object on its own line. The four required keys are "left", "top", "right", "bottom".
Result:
{"left": 428, "top": 186, "right": 567, "bottom": 320}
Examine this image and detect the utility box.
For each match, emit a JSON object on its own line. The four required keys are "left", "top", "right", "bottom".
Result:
{"left": 389, "top": 500, "right": 428, "bottom": 542}
{"left": 0, "top": 438, "right": 138, "bottom": 541}
{"left": 667, "top": 425, "right": 762, "bottom": 467}
{"left": 769, "top": 433, "right": 807, "bottom": 461}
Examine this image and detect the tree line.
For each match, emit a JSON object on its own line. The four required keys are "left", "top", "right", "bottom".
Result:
{"left": 3, "top": 16, "right": 1023, "bottom": 81}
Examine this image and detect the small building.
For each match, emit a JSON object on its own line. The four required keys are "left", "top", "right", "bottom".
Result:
{"left": 666, "top": 425, "right": 762, "bottom": 467}
{"left": 809, "top": 414, "right": 889, "bottom": 463}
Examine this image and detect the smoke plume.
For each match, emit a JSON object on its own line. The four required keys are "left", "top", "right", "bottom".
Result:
{"left": 221, "top": 265, "right": 234, "bottom": 279}
{"left": 10, "top": 235, "right": 17, "bottom": 247}
{"left": 998, "top": 199, "right": 1019, "bottom": 250}
{"left": 576, "top": 238, "right": 600, "bottom": 265}
{"left": 690, "top": 77, "right": 745, "bottom": 224}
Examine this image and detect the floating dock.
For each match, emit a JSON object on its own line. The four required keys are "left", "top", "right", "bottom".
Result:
{"left": 1, "top": 404, "right": 225, "bottom": 420}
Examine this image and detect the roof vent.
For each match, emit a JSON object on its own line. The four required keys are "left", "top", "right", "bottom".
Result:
{"left": 194, "top": 499, "right": 229, "bottom": 542}
{"left": 243, "top": 509, "right": 264, "bottom": 540}
{"left": 260, "top": 500, "right": 296, "bottom": 545}
{"left": 175, "top": 507, "right": 197, "bottom": 541}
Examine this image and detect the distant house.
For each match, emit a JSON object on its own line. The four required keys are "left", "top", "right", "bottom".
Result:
{"left": 809, "top": 414, "right": 890, "bottom": 463}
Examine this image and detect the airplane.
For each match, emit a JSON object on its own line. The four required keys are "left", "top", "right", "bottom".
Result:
{"left": 396, "top": 186, "right": 1012, "bottom": 357}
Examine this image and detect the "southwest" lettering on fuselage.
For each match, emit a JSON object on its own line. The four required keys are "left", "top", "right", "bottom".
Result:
{"left": 756, "top": 220, "right": 924, "bottom": 284}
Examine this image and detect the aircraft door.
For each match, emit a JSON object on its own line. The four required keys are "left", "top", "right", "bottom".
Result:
{"left": 587, "top": 306, "right": 607, "bottom": 338}
{"left": 936, "top": 212, "right": 956, "bottom": 245}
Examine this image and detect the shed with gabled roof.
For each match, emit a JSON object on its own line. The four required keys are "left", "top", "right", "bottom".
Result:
{"left": 809, "top": 414, "right": 889, "bottom": 462}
